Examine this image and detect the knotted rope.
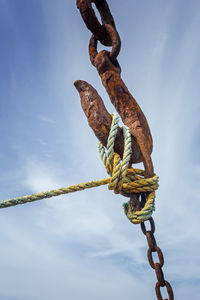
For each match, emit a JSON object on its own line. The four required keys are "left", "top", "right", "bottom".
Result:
{"left": 0, "top": 114, "right": 158, "bottom": 223}
{"left": 98, "top": 114, "right": 158, "bottom": 223}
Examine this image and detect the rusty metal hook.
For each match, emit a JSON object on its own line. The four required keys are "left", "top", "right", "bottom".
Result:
{"left": 75, "top": 0, "right": 154, "bottom": 180}
{"left": 88, "top": 38, "right": 153, "bottom": 178}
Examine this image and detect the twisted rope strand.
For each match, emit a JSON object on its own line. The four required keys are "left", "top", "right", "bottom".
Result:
{"left": 0, "top": 179, "right": 110, "bottom": 209}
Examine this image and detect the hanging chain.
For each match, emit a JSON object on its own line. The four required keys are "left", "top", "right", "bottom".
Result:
{"left": 76, "top": 1, "right": 175, "bottom": 299}
{"left": 141, "top": 217, "right": 174, "bottom": 300}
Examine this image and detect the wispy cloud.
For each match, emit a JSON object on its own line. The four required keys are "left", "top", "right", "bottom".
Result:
{"left": 38, "top": 115, "right": 56, "bottom": 124}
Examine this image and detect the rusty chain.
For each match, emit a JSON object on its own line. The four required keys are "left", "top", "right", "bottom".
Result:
{"left": 141, "top": 216, "right": 174, "bottom": 299}
{"left": 76, "top": 1, "right": 174, "bottom": 299}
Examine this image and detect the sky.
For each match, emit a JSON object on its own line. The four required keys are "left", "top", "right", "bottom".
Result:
{"left": 0, "top": 0, "right": 200, "bottom": 299}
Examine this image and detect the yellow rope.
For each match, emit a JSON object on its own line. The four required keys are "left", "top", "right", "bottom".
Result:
{"left": 0, "top": 114, "right": 159, "bottom": 223}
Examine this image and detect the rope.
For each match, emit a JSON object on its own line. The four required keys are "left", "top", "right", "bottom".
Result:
{"left": 0, "top": 113, "right": 158, "bottom": 223}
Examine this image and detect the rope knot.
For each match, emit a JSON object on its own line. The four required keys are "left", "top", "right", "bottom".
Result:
{"left": 98, "top": 113, "right": 159, "bottom": 224}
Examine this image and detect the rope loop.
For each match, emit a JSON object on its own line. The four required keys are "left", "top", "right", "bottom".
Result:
{"left": 98, "top": 113, "right": 159, "bottom": 224}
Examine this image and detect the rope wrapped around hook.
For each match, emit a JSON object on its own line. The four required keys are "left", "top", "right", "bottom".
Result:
{"left": 98, "top": 113, "right": 158, "bottom": 224}
{"left": 0, "top": 113, "right": 158, "bottom": 224}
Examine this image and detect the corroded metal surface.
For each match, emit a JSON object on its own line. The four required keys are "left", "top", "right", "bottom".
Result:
{"left": 76, "top": 0, "right": 116, "bottom": 46}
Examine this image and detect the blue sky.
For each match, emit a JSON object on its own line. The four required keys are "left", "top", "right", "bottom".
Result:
{"left": 0, "top": 0, "right": 200, "bottom": 299}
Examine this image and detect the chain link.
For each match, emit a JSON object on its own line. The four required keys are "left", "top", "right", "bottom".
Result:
{"left": 156, "top": 280, "right": 174, "bottom": 300}
{"left": 76, "top": 0, "right": 117, "bottom": 46}
{"left": 147, "top": 246, "right": 164, "bottom": 269}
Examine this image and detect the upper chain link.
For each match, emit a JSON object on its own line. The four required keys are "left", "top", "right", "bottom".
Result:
{"left": 76, "top": 0, "right": 117, "bottom": 46}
